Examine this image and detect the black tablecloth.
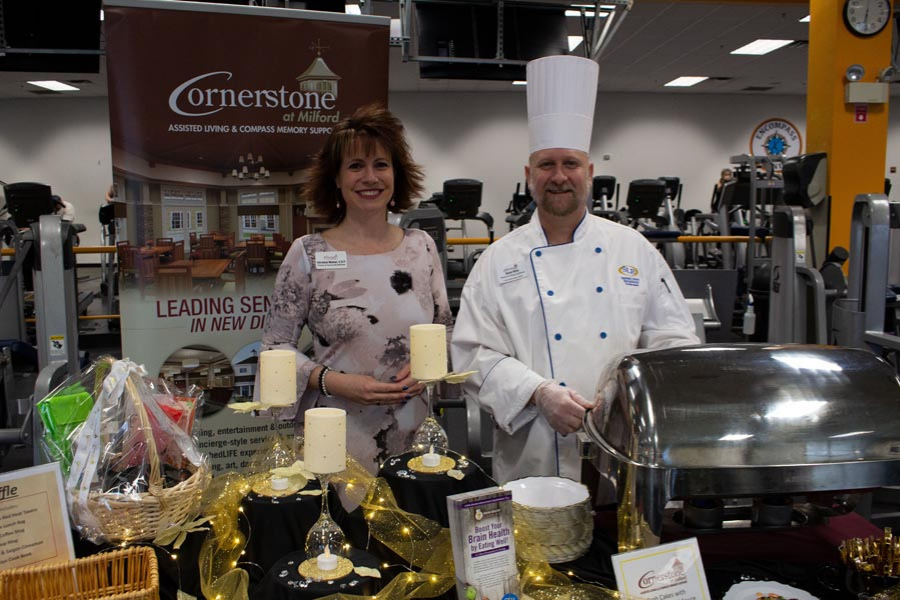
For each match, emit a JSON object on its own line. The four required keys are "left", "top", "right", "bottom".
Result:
{"left": 241, "top": 479, "right": 367, "bottom": 577}
{"left": 254, "top": 548, "right": 382, "bottom": 600}
{"left": 377, "top": 451, "right": 496, "bottom": 527}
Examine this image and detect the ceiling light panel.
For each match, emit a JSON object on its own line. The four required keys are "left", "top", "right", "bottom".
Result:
{"left": 731, "top": 39, "right": 794, "bottom": 56}
{"left": 27, "top": 80, "right": 80, "bottom": 92}
{"left": 566, "top": 9, "right": 609, "bottom": 17}
{"left": 664, "top": 76, "right": 708, "bottom": 87}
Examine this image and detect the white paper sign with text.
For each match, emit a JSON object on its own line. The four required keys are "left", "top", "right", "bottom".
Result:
{"left": 612, "top": 537, "right": 710, "bottom": 600}
{"left": 0, "top": 462, "right": 74, "bottom": 570}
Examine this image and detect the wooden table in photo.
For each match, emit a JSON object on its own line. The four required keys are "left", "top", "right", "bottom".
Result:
{"left": 163, "top": 258, "right": 231, "bottom": 286}
{"left": 190, "top": 258, "right": 231, "bottom": 282}
{"left": 236, "top": 240, "right": 278, "bottom": 249}
{"left": 140, "top": 244, "right": 173, "bottom": 257}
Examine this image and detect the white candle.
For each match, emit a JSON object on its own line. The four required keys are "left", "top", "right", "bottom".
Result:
{"left": 410, "top": 324, "right": 448, "bottom": 380}
{"left": 316, "top": 547, "right": 338, "bottom": 571}
{"left": 303, "top": 407, "right": 347, "bottom": 474}
{"left": 270, "top": 476, "right": 288, "bottom": 491}
{"left": 259, "top": 349, "right": 297, "bottom": 407}
{"left": 422, "top": 444, "right": 440, "bottom": 467}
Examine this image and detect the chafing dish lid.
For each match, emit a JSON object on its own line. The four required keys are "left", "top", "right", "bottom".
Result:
{"left": 584, "top": 344, "right": 900, "bottom": 468}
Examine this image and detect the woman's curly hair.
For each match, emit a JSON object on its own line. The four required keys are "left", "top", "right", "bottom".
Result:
{"left": 303, "top": 104, "right": 425, "bottom": 223}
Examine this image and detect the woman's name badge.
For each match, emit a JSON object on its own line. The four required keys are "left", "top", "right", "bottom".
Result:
{"left": 315, "top": 251, "right": 348, "bottom": 269}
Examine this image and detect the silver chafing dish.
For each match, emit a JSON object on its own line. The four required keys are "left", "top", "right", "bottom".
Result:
{"left": 581, "top": 343, "right": 900, "bottom": 551}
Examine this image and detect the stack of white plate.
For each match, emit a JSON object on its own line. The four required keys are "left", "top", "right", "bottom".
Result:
{"left": 502, "top": 476, "right": 593, "bottom": 563}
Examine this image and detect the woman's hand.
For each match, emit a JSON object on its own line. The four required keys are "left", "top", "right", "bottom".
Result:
{"left": 325, "top": 365, "right": 424, "bottom": 406}
{"left": 392, "top": 364, "right": 426, "bottom": 397}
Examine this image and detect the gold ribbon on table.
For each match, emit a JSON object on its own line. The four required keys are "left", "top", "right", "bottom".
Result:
{"left": 194, "top": 443, "right": 617, "bottom": 600}
{"left": 198, "top": 473, "right": 252, "bottom": 600}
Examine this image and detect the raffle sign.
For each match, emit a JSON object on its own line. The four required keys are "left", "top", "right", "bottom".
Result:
{"left": 0, "top": 463, "right": 74, "bottom": 570}
{"left": 104, "top": 0, "right": 389, "bottom": 473}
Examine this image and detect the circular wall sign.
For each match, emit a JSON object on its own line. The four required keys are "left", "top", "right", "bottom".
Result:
{"left": 750, "top": 118, "right": 803, "bottom": 158}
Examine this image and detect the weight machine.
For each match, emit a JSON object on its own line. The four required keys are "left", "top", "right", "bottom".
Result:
{"left": 833, "top": 194, "right": 900, "bottom": 356}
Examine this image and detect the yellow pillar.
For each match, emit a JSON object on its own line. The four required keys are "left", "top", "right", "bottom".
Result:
{"left": 806, "top": 0, "right": 892, "bottom": 254}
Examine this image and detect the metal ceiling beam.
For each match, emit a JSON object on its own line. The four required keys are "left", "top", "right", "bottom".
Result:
{"left": 589, "top": 0, "right": 631, "bottom": 61}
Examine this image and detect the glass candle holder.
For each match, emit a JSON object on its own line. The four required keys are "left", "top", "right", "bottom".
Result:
{"left": 304, "top": 472, "right": 346, "bottom": 560}
{"left": 411, "top": 382, "right": 449, "bottom": 452}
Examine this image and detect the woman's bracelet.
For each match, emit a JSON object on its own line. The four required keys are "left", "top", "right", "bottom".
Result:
{"left": 318, "top": 366, "right": 333, "bottom": 398}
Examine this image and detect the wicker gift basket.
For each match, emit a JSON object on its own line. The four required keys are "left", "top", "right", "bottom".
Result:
{"left": 0, "top": 546, "right": 159, "bottom": 600}
{"left": 64, "top": 360, "right": 209, "bottom": 544}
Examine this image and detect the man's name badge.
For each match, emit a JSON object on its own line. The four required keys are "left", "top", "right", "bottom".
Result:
{"left": 611, "top": 538, "right": 710, "bottom": 600}
{"left": 315, "top": 251, "right": 348, "bottom": 269}
{"left": 497, "top": 262, "right": 527, "bottom": 285}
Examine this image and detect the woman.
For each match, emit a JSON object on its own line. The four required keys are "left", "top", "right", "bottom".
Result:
{"left": 262, "top": 104, "right": 452, "bottom": 476}
{"left": 716, "top": 168, "right": 733, "bottom": 191}
{"left": 711, "top": 167, "right": 734, "bottom": 212}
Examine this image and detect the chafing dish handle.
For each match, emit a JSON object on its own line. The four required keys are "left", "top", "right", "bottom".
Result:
{"left": 582, "top": 407, "right": 644, "bottom": 467}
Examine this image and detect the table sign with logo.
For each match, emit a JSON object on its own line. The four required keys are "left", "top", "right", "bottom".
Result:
{"left": 0, "top": 463, "right": 74, "bottom": 570}
{"left": 611, "top": 538, "right": 710, "bottom": 600}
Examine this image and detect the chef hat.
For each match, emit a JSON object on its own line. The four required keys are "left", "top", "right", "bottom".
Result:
{"left": 527, "top": 55, "right": 599, "bottom": 155}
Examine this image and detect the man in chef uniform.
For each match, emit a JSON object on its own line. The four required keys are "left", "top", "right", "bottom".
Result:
{"left": 451, "top": 55, "right": 700, "bottom": 484}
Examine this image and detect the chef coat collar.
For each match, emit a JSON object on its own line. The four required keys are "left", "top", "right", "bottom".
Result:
{"left": 531, "top": 205, "right": 590, "bottom": 246}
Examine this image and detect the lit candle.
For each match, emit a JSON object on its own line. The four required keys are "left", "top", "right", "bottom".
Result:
{"left": 303, "top": 407, "right": 347, "bottom": 474}
{"left": 422, "top": 444, "right": 440, "bottom": 467}
{"left": 316, "top": 546, "right": 338, "bottom": 571}
{"left": 259, "top": 349, "right": 297, "bottom": 407}
{"left": 410, "top": 324, "right": 448, "bottom": 380}
{"left": 270, "top": 476, "right": 288, "bottom": 491}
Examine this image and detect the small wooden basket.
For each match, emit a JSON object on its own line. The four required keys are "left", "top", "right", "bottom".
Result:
{"left": 0, "top": 546, "right": 159, "bottom": 600}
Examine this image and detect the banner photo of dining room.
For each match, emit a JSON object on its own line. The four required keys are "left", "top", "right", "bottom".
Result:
{"left": 104, "top": 0, "right": 389, "bottom": 473}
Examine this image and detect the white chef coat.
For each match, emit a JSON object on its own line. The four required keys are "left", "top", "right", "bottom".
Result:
{"left": 451, "top": 210, "right": 700, "bottom": 483}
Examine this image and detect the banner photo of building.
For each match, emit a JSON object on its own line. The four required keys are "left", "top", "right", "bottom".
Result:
{"left": 104, "top": 0, "right": 389, "bottom": 473}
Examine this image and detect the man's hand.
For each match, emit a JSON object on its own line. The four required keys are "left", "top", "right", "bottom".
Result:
{"left": 532, "top": 382, "right": 593, "bottom": 434}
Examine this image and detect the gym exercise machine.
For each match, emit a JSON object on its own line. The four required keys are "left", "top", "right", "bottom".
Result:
{"left": 833, "top": 194, "right": 900, "bottom": 356}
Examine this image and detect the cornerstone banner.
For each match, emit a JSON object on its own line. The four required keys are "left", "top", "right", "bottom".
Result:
{"left": 104, "top": 0, "right": 389, "bottom": 473}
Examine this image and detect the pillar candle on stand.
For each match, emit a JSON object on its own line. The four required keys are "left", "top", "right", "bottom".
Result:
{"left": 304, "top": 407, "right": 347, "bottom": 474}
{"left": 410, "top": 324, "right": 448, "bottom": 380}
{"left": 259, "top": 349, "right": 297, "bottom": 407}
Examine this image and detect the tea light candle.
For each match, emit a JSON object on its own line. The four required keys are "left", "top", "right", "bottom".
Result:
{"left": 317, "top": 547, "right": 338, "bottom": 571}
{"left": 303, "top": 407, "right": 347, "bottom": 474}
{"left": 410, "top": 324, "right": 448, "bottom": 380}
{"left": 270, "top": 476, "right": 288, "bottom": 491}
{"left": 422, "top": 444, "right": 440, "bottom": 467}
{"left": 259, "top": 349, "right": 297, "bottom": 407}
